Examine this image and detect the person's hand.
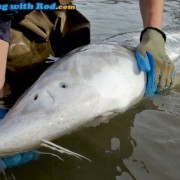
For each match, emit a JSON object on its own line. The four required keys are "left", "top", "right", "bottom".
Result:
{"left": 0, "top": 109, "right": 39, "bottom": 169}
{"left": 136, "top": 27, "right": 175, "bottom": 97}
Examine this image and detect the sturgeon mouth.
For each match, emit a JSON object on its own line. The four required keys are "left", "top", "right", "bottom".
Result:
{"left": 0, "top": 146, "right": 38, "bottom": 158}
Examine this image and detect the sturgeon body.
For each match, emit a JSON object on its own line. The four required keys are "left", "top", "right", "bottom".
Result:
{"left": 0, "top": 27, "right": 180, "bottom": 157}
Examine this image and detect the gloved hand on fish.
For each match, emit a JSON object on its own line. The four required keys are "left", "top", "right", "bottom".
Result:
{"left": 136, "top": 27, "right": 176, "bottom": 97}
{"left": 0, "top": 27, "right": 179, "bottom": 170}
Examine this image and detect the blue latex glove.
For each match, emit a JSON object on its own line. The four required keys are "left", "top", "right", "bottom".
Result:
{"left": 136, "top": 51, "right": 156, "bottom": 97}
{"left": 136, "top": 51, "right": 176, "bottom": 97}
{"left": 0, "top": 109, "right": 39, "bottom": 169}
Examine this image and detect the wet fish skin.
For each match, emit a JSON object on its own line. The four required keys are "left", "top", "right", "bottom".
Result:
{"left": 0, "top": 27, "right": 180, "bottom": 157}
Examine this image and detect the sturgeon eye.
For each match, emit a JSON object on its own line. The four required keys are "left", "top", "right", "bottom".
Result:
{"left": 59, "top": 82, "right": 68, "bottom": 88}
{"left": 34, "top": 94, "right": 38, "bottom": 100}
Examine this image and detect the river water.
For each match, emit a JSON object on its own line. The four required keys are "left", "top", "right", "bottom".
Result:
{"left": 1, "top": 0, "right": 180, "bottom": 179}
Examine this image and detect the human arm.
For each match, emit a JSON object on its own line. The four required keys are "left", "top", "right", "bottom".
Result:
{"left": 136, "top": 0, "right": 175, "bottom": 97}
{"left": 0, "top": 0, "right": 22, "bottom": 90}
{"left": 139, "top": 0, "right": 163, "bottom": 29}
{"left": 0, "top": 11, "right": 12, "bottom": 90}
{"left": 0, "top": 40, "right": 8, "bottom": 90}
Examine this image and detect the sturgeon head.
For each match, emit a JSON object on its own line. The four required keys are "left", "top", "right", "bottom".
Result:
{"left": 0, "top": 42, "right": 146, "bottom": 157}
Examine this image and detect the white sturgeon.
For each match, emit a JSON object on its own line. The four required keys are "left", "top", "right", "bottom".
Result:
{"left": 0, "top": 27, "right": 180, "bottom": 158}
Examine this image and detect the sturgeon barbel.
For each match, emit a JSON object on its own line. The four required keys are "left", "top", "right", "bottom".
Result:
{"left": 0, "top": 27, "right": 180, "bottom": 157}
